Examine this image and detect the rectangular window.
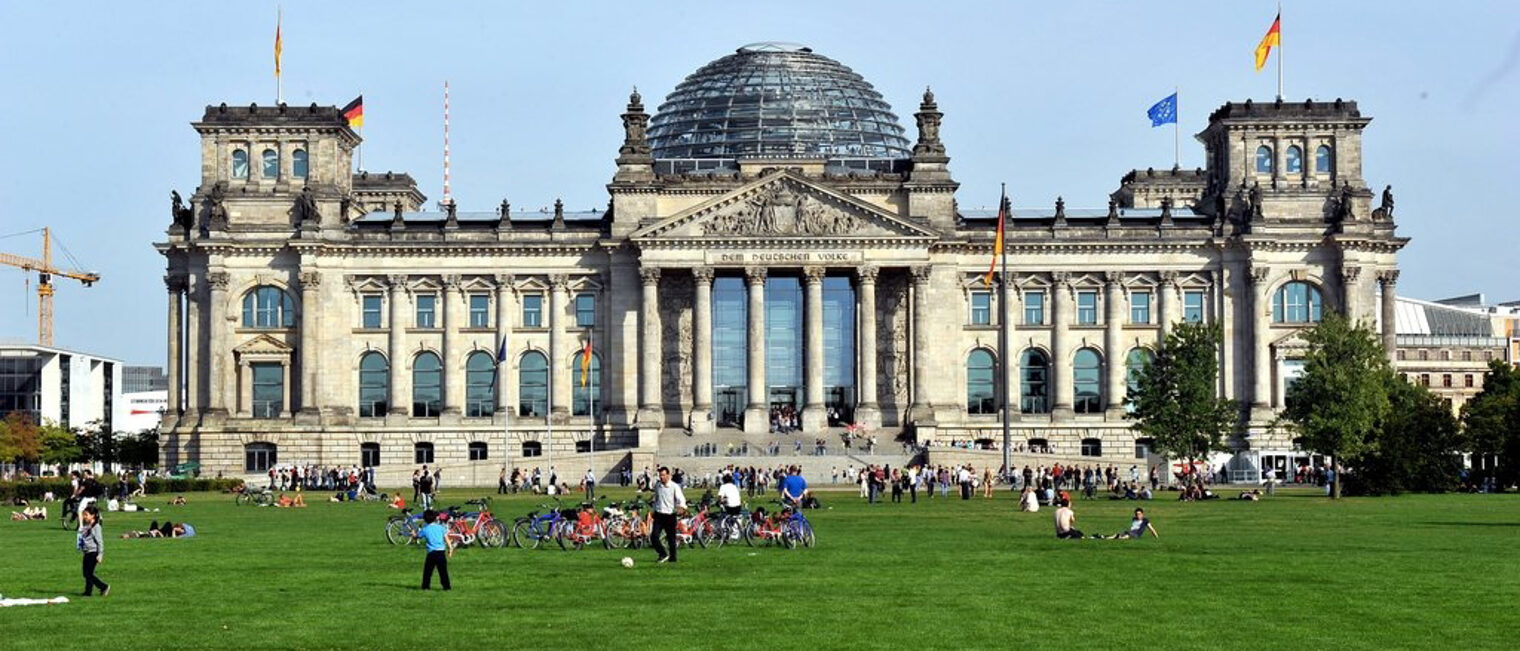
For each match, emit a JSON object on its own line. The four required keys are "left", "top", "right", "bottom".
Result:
{"left": 360, "top": 443, "right": 380, "bottom": 468}
{"left": 575, "top": 293, "right": 596, "bottom": 328}
{"left": 1442, "top": 374, "right": 1453, "bottom": 388}
{"left": 415, "top": 294, "right": 437, "bottom": 328}
{"left": 361, "top": 295, "right": 383, "bottom": 328}
{"left": 1076, "top": 291, "right": 1098, "bottom": 325}
{"left": 1183, "top": 291, "right": 1206, "bottom": 323}
{"left": 251, "top": 362, "right": 283, "bottom": 418}
{"left": 414, "top": 443, "right": 434, "bottom": 465}
{"left": 522, "top": 294, "right": 543, "bottom": 327}
{"left": 1465, "top": 374, "right": 1475, "bottom": 388}
{"left": 1130, "top": 292, "right": 1152, "bottom": 324}
{"left": 1024, "top": 291, "right": 1045, "bottom": 325}
{"left": 469, "top": 294, "right": 490, "bottom": 328}
{"left": 468, "top": 442, "right": 489, "bottom": 461}
{"left": 58, "top": 355, "right": 71, "bottom": 429}
{"left": 969, "top": 291, "right": 991, "bottom": 325}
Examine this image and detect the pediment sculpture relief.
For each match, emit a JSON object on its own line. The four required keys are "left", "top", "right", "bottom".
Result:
{"left": 702, "top": 185, "right": 866, "bottom": 236}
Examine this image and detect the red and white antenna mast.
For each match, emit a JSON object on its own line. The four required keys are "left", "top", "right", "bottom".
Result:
{"left": 441, "top": 80, "right": 453, "bottom": 209}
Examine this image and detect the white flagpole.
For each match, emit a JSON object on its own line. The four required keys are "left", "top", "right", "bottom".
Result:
{"left": 1277, "top": 3, "right": 1284, "bottom": 101}
{"left": 276, "top": 6, "right": 283, "bottom": 105}
{"left": 1174, "top": 86, "right": 1180, "bottom": 168}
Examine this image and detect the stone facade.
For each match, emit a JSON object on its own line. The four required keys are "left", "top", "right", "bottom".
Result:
{"left": 158, "top": 83, "right": 1406, "bottom": 484}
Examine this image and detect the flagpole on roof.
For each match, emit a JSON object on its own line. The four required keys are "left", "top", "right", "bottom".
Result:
{"left": 274, "top": 6, "right": 283, "bottom": 105}
{"left": 998, "top": 183, "right": 1011, "bottom": 481}
{"left": 1174, "top": 86, "right": 1180, "bottom": 168}
{"left": 1277, "top": 3, "right": 1284, "bottom": 101}
{"left": 356, "top": 89, "right": 364, "bottom": 173}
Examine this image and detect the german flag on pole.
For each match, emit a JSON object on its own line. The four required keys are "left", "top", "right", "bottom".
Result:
{"left": 580, "top": 337, "right": 593, "bottom": 387}
{"left": 1255, "top": 12, "right": 1281, "bottom": 71}
{"left": 983, "top": 196, "right": 1005, "bottom": 286}
{"left": 341, "top": 95, "right": 364, "bottom": 128}
{"left": 274, "top": 10, "right": 282, "bottom": 78}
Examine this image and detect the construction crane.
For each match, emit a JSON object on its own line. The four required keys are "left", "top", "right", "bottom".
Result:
{"left": 0, "top": 227, "right": 100, "bottom": 346}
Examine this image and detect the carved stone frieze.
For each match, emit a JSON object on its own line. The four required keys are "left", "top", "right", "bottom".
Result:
{"left": 878, "top": 271, "right": 911, "bottom": 412}
{"left": 702, "top": 183, "right": 866, "bottom": 236}
{"left": 658, "top": 274, "right": 694, "bottom": 410}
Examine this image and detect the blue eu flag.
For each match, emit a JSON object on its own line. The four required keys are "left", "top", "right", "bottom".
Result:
{"left": 1148, "top": 92, "right": 1178, "bottom": 127}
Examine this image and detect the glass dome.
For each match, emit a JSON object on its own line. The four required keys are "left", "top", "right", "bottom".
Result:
{"left": 647, "top": 43, "right": 912, "bottom": 160}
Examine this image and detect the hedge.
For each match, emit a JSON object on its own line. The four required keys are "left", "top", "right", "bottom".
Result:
{"left": 1, "top": 477, "right": 244, "bottom": 502}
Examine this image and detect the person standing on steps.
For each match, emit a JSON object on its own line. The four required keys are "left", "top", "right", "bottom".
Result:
{"left": 649, "top": 467, "right": 687, "bottom": 564}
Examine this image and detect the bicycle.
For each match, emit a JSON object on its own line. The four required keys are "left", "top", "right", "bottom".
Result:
{"left": 511, "top": 498, "right": 571, "bottom": 550}
{"left": 59, "top": 496, "right": 80, "bottom": 530}
{"left": 385, "top": 509, "right": 425, "bottom": 545}
{"left": 555, "top": 502, "right": 610, "bottom": 550}
{"left": 444, "top": 499, "right": 507, "bottom": 548}
{"left": 601, "top": 498, "right": 649, "bottom": 550}
{"left": 236, "top": 488, "right": 275, "bottom": 507}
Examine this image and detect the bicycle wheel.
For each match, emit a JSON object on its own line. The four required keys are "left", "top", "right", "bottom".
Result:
{"left": 781, "top": 525, "right": 798, "bottom": 549}
{"left": 605, "top": 522, "right": 630, "bottom": 549}
{"left": 255, "top": 493, "right": 273, "bottom": 507}
{"left": 552, "top": 521, "right": 571, "bottom": 551}
{"left": 384, "top": 519, "right": 410, "bottom": 545}
{"left": 798, "top": 521, "right": 815, "bottom": 548}
{"left": 508, "top": 518, "right": 529, "bottom": 548}
{"left": 60, "top": 508, "right": 78, "bottom": 531}
{"left": 513, "top": 520, "right": 540, "bottom": 550}
{"left": 235, "top": 493, "right": 250, "bottom": 507}
{"left": 479, "top": 520, "right": 507, "bottom": 548}
{"left": 695, "top": 521, "right": 715, "bottom": 549}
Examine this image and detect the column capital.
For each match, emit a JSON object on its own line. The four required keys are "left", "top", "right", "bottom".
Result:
{"left": 1157, "top": 270, "right": 1179, "bottom": 286}
{"left": 1377, "top": 269, "right": 1400, "bottom": 286}
{"left": 1340, "top": 265, "right": 1362, "bottom": 283}
{"left": 442, "top": 274, "right": 463, "bottom": 292}
{"left": 856, "top": 265, "right": 879, "bottom": 284}
{"left": 1051, "top": 270, "right": 1072, "bottom": 290}
{"left": 206, "top": 271, "right": 230, "bottom": 292}
{"left": 691, "top": 266, "right": 714, "bottom": 285}
{"left": 164, "top": 274, "right": 188, "bottom": 293}
{"left": 493, "top": 273, "right": 515, "bottom": 290}
{"left": 1248, "top": 264, "right": 1270, "bottom": 285}
{"left": 744, "top": 266, "right": 767, "bottom": 285}
{"left": 386, "top": 274, "right": 409, "bottom": 289}
{"left": 803, "top": 266, "right": 826, "bottom": 285}
{"left": 910, "top": 265, "right": 932, "bottom": 286}
{"left": 1103, "top": 270, "right": 1123, "bottom": 286}
{"left": 548, "top": 274, "right": 570, "bottom": 291}
{"left": 298, "top": 271, "right": 321, "bottom": 289}
{"left": 639, "top": 267, "right": 661, "bottom": 286}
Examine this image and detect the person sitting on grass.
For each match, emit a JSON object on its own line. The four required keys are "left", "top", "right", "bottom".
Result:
{"left": 1019, "top": 486, "right": 1039, "bottom": 513}
{"left": 389, "top": 494, "right": 407, "bottom": 510}
{"left": 1053, "top": 498, "right": 1086, "bottom": 540}
{"left": 169, "top": 495, "right": 187, "bottom": 506}
{"left": 1101, "top": 508, "right": 1159, "bottom": 540}
{"left": 11, "top": 506, "right": 47, "bottom": 521}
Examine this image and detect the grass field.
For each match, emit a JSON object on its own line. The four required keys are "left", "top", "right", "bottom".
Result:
{"left": 2, "top": 486, "right": 1517, "bottom": 649}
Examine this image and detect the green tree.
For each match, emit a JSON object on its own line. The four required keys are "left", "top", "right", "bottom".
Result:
{"left": 39, "top": 423, "right": 82, "bottom": 469}
{"left": 1127, "top": 321, "right": 1239, "bottom": 464}
{"left": 1282, "top": 312, "right": 1391, "bottom": 498}
{"left": 1352, "top": 374, "right": 1462, "bottom": 495}
{"left": 0, "top": 411, "right": 43, "bottom": 469}
{"left": 1460, "top": 360, "right": 1520, "bottom": 488}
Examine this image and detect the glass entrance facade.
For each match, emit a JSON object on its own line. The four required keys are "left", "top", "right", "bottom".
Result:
{"left": 711, "top": 276, "right": 747, "bottom": 427}
{"left": 822, "top": 275, "right": 856, "bottom": 424}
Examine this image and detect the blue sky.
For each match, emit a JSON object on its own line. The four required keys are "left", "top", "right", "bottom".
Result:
{"left": 0, "top": 1, "right": 1516, "bottom": 364}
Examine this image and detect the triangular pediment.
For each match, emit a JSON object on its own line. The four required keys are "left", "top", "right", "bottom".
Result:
{"left": 233, "top": 334, "right": 295, "bottom": 356}
{"left": 631, "top": 171, "right": 937, "bottom": 242}
{"left": 1271, "top": 329, "right": 1312, "bottom": 350}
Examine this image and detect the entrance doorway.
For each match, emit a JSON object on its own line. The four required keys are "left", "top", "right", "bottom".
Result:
{"left": 769, "top": 387, "right": 798, "bottom": 433}
{"left": 715, "top": 386, "right": 744, "bottom": 428}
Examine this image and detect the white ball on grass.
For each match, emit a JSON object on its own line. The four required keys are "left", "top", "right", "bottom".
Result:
{"left": 621, "top": 556, "right": 635, "bottom": 568}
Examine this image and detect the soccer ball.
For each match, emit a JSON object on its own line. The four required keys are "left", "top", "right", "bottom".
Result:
{"left": 621, "top": 557, "right": 635, "bottom": 569}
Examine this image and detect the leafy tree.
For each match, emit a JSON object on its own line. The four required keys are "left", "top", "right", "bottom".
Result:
{"left": 38, "top": 423, "right": 81, "bottom": 468}
{"left": 1350, "top": 374, "right": 1462, "bottom": 495}
{"left": 0, "top": 411, "right": 43, "bottom": 469}
{"left": 1282, "top": 312, "right": 1391, "bottom": 499}
{"left": 1127, "top": 321, "right": 1239, "bottom": 464}
{"left": 1460, "top": 360, "right": 1520, "bottom": 488}
{"left": 116, "top": 428, "right": 160, "bottom": 469}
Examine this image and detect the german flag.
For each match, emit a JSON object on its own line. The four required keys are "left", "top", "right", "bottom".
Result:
{"left": 341, "top": 95, "right": 364, "bottom": 128}
{"left": 983, "top": 196, "right": 1006, "bottom": 286}
{"left": 580, "top": 337, "right": 594, "bottom": 387}
{"left": 1255, "top": 13, "right": 1281, "bottom": 72}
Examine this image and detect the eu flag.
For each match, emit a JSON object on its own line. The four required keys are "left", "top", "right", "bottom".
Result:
{"left": 1148, "top": 92, "right": 1178, "bottom": 127}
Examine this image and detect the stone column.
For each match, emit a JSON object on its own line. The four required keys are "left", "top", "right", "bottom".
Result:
{"left": 494, "top": 274, "right": 514, "bottom": 416}
{"left": 206, "top": 271, "right": 230, "bottom": 415}
{"left": 637, "top": 268, "right": 662, "bottom": 426}
{"left": 1379, "top": 270, "right": 1399, "bottom": 364}
{"left": 185, "top": 275, "right": 201, "bottom": 417}
{"left": 549, "top": 274, "right": 571, "bottom": 419}
{"left": 1158, "top": 271, "right": 1179, "bottom": 339}
{"left": 165, "top": 275, "right": 185, "bottom": 418}
{"left": 691, "top": 267, "right": 714, "bottom": 435}
{"left": 441, "top": 275, "right": 463, "bottom": 416}
{"left": 1050, "top": 272, "right": 1073, "bottom": 419}
{"left": 1003, "top": 278, "right": 1021, "bottom": 421}
{"left": 238, "top": 359, "right": 252, "bottom": 417}
{"left": 909, "top": 265, "right": 934, "bottom": 422}
{"left": 1340, "top": 265, "right": 1362, "bottom": 325}
{"left": 854, "top": 266, "right": 880, "bottom": 429}
{"left": 742, "top": 267, "right": 769, "bottom": 435}
{"left": 1250, "top": 264, "right": 1273, "bottom": 415}
{"left": 297, "top": 271, "right": 321, "bottom": 418}
{"left": 1104, "top": 272, "right": 1127, "bottom": 418}
{"left": 802, "top": 266, "right": 827, "bottom": 432}
{"left": 280, "top": 360, "right": 292, "bottom": 417}
{"left": 387, "top": 275, "right": 409, "bottom": 418}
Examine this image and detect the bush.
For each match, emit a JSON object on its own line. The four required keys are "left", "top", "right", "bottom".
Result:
{"left": 0, "top": 476, "right": 243, "bottom": 502}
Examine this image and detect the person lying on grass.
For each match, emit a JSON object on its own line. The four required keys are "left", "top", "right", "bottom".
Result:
{"left": 1094, "top": 508, "right": 1159, "bottom": 540}
{"left": 275, "top": 493, "right": 307, "bottom": 508}
{"left": 120, "top": 520, "right": 196, "bottom": 538}
{"left": 10, "top": 507, "right": 47, "bottom": 521}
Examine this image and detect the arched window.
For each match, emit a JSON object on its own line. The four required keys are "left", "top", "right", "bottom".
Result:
{"left": 412, "top": 352, "right": 442, "bottom": 417}
{"left": 1019, "top": 349, "right": 1049, "bottom": 414}
{"left": 358, "top": 352, "right": 389, "bottom": 417}
{"left": 1272, "top": 282, "right": 1324, "bottom": 323}
{"left": 1285, "top": 145, "right": 1303, "bottom": 173}
{"left": 572, "top": 351, "right": 602, "bottom": 416}
{"left": 413, "top": 442, "right": 434, "bottom": 465}
{"left": 245, "top": 442, "right": 277, "bottom": 472}
{"left": 360, "top": 442, "right": 380, "bottom": 467}
{"left": 241, "top": 286, "right": 295, "bottom": 328}
{"left": 292, "top": 149, "right": 309, "bottom": 179}
{"left": 1073, "top": 348, "right": 1103, "bottom": 414}
{"left": 1125, "top": 348, "right": 1155, "bottom": 413}
{"left": 521, "top": 441, "right": 543, "bottom": 458}
{"left": 468, "top": 442, "right": 489, "bottom": 461}
{"left": 1080, "top": 438, "right": 1103, "bottom": 457}
{"left": 465, "top": 352, "right": 496, "bottom": 417}
{"left": 1255, "top": 145, "right": 1274, "bottom": 174}
{"left": 231, "top": 149, "right": 249, "bottom": 179}
{"left": 519, "top": 351, "right": 548, "bottom": 417}
{"left": 1315, "top": 145, "right": 1333, "bottom": 173}
{"left": 966, "top": 348, "right": 997, "bottom": 415}
{"left": 262, "top": 148, "right": 279, "bottom": 178}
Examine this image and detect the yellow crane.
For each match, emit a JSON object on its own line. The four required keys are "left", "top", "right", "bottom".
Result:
{"left": 0, "top": 227, "right": 100, "bottom": 346}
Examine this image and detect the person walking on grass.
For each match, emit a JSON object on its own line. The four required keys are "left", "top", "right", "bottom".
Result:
{"left": 77, "top": 505, "right": 110, "bottom": 597}
{"left": 649, "top": 467, "right": 687, "bottom": 564}
{"left": 419, "top": 509, "right": 452, "bottom": 590}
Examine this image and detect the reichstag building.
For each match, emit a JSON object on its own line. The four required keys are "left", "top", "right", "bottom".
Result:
{"left": 157, "top": 43, "right": 1405, "bottom": 483}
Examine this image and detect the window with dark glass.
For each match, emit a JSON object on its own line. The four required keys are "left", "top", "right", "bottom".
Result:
{"left": 1020, "top": 349, "right": 1049, "bottom": 414}
{"left": 1125, "top": 348, "right": 1154, "bottom": 413}
{"left": 358, "top": 352, "right": 388, "bottom": 417}
{"left": 245, "top": 442, "right": 277, "bottom": 472}
{"left": 415, "top": 294, "right": 437, "bottom": 328}
{"left": 575, "top": 293, "right": 596, "bottom": 328}
{"left": 1442, "top": 374, "right": 1452, "bottom": 388}
{"left": 518, "top": 351, "right": 548, "bottom": 417}
{"left": 1024, "top": 291, "right": 1045, "bottom": 325}
{"left": 1255, "top": 145, "right": 1274, "bottom": 174}
{"left": 572, "top": 351, "right": 601, "bottom": 417}
{"left": 414, "top": 442, "right": 434, "bottom": 465}
{"left": 575, "top": 440, "right": 591, "bottom": 453}
{"left": 468, "top": 442, "right": 488, "bottom": 461}
{"left": 821, "top": 276, "right": 856, "bottom": 421}
{"left": 412, "top": 352, "right": 441, "bottom": 417}
{"left": 1134, "top": 438, "right": 1153, "bottom": 459}
{"left": 970, "top": 291, "right": 991, "bottom": 325}
{"left": 521, "top": 441, "right": 543, "bottom": 458}
{"left": 362, "top": 295, "right": 383, "bottom": 328}
{"left": 232, "top": 149, "right": 249, "bottom": 179}
{"left": 1272, "top": 282, "right": 1323, "bottom": 324}
{"left": 966, "top": 349, "right": 996, "bottom": 415}
{"left": 1081, "top": 438, "right": 1103, "bottom": 457}
{"left": 1073, "top": 348, "right": 1103, "bottom": 414}
{"left": 242, "top": 286, "right": 295, "bottom": 328}
{"left": 522, "top": 294, "right": 543, "bottom": 327}
{"left": 360, "top": 442, "right": 380, "bottom": 467}
{"left": 250, "top": 362, "right": 283, "bottom": 418}
{"left": 58, "top": 355, "right": 70, "bottom": 429}
{"left": 469, "top": 295, "right": 490, "bottom": 328}
{"left": 292, "top": 149, "right": 308, "bottom": 179}
{"left": 1286, "top": 145, "right": 1303, "bottom": 173}
{"left": 1076, "top": 291, "right": 1098, "bottom": 325}
{"left": 1465, "top": 374, "right": 1475, "bottom": 388}
{"left": 1184, "top": 291, "right": 1206, "bottom": 323}
{"left": 765, "top": 276, "right": 803, "bottom": 409}
{"left": 1315, "top": 145, "right": 1332, "bottom": 173}
{"left": 466, "top": 352, "right": 496, "bottom": 417}
{"left": 1130, "top": 291, "right": 1152, "bottom": 324}
{"left": 262, "top": 148, "right": 279, "bottom": 178}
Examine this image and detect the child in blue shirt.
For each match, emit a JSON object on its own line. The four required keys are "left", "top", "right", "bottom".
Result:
{"left": 419, "top": 509, "right": 452, "bottom": 590}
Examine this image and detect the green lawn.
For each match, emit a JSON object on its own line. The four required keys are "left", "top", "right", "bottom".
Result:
{"left": 2, "top": 487, "right": 1516, "bottom": 649}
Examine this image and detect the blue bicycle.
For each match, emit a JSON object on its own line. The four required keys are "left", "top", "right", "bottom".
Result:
{"left": 385, "top": 509, "right": 425, "bottom": 545}
{"left": 510, "top": 499, "right": 572, "bottom": 550}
